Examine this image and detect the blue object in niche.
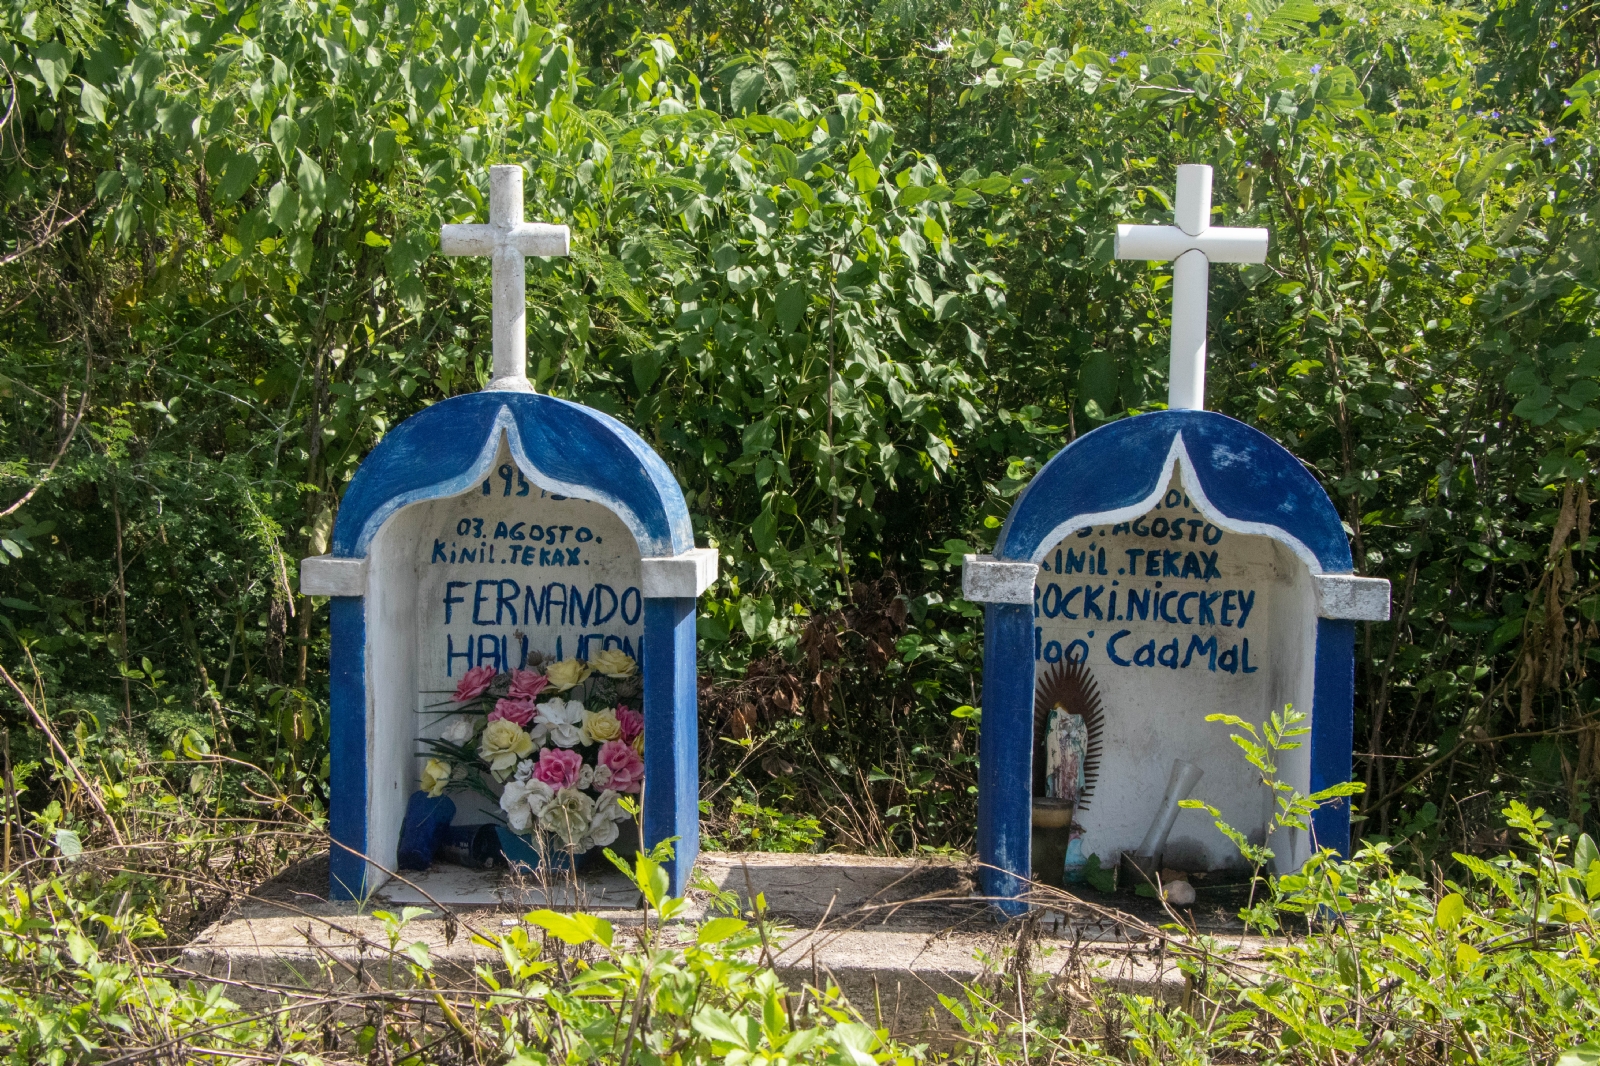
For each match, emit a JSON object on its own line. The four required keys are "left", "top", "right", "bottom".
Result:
{"left": 397, "top": 791, "right": 456, "bottom": 870}
{"left": 494, "top": 826, "right": 581, "bottom": 874}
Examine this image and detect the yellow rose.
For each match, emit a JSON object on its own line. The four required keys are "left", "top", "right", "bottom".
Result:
{"left": 545, "top": 658, "right": 592, "bottom": 691}
{"left": 582, "top": 708, "right": 622, "bottom": 744}
{"left": 420, "top": 758, "right": 451, "bottom": 798}
{"left": 592, "top": 648, "right": 637, "bottom": 678}
{"left": 479, "top": 719, "right": 534, "bottom": 779}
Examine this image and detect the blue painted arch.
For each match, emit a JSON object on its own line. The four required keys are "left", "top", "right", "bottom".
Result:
{"left": 331, "top": 390, "right": 694, "bottom": 560}
{"left": 997, "top": 409, "right": 1350, "bottom": 572}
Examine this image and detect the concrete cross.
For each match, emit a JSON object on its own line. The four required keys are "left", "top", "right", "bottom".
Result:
{"left": 440, "top": 164, "right": 570, "bottom": 392}
{"left": 1114, "top": 164, "right": 1269, "bottom": 411}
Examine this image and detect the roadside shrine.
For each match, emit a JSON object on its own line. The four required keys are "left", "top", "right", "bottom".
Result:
{"left": 962, "top": 165, "right": 1391, "bottom": 912}
{"left": 301, "top": 166, "right": 716, "bottom": 899}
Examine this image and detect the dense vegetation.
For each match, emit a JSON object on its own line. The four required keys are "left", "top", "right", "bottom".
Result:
{"left": 4, "top": 0, "right": 1600, "bottom": 863}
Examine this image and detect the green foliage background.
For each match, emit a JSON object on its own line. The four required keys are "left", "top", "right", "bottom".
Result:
{"left": 2, "top": 0, "right": 1599, "bottom": 852}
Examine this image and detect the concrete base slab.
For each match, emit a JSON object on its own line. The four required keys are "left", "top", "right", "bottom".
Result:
{"left": 382, "top": 864, "right": 643, "bottom": 909}
{"left": 179, "top": 850, "right": 1263, "bottom": 1040}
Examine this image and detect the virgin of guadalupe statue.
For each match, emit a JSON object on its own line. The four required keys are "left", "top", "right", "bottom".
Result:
{"left": 1032, "top": 659, "right": 1106, "bottom": 809}
{"left": 1046, "top": 708, "right": 1090, "bottom": 805}
{"left": 1033, "top": 660, "right": 1106, "bottom": 883}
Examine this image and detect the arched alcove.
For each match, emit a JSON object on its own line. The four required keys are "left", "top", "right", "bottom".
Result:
{"left": 965, "top": 410, "right": 1386, "bottom": 911}
{"left": 307, "top": 392, "right": 713, "bottom": 899}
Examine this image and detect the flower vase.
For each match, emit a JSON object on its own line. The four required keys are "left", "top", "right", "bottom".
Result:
{"left": 494, "top": 826, "right": 583, "bottom": 875}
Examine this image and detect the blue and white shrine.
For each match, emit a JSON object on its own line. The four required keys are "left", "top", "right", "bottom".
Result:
{"left": 963, "top": 166, "right": 1390, "bottom": 911}
{"left": 301, "top": 166, "right": 715, "bottom": 900}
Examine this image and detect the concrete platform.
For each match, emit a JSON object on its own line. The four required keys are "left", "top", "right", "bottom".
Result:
{"left": 176, "top": 850, "right": 1265, "bottom": 1040}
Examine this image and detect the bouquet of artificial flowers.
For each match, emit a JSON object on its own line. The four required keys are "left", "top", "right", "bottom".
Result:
{"left": 419, "top": 648, "right": 644, "bottom": 854}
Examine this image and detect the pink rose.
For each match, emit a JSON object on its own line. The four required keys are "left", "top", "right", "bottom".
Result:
{"left": 598, "top": 739, "right": 643, "bottom": 794}
{"left": 488, "top": 698, "right": 537, "bottom": 727}
{"left": 508, "top": 668, "right": 550, "bottom": 702}
{"left": 533, "top": 747, "right": 585, "bottom": 790}
{"left": 616, "top": 705, "right": 644, "bottom": 743}
{"left": 453, "top": 665, "right": 497, "bottom": 703}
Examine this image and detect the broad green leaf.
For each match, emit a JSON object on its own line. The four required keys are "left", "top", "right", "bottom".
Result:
{"left": 54, "top": 828, "right": 83, "bottom": 859}
{"left": 1557, "top": 1043, "right": 1600, "bottom": 1066}
{"left": 270, "top": 115, "right": 299, "bottom": 166}
{"left": 692, "top": 1007, "right": 753, "bottom": 1049}
{"left": 1435, "top": 892, "right": 1466, "bottom": 930}
{"left": 216, "top": 151, "right": 258, "bottom": 203}
{"left": 524, "top": 909, "right": 603, "bottom": 945}
{"left": 848, "top": 148, "right": 879, "bottom": 194}
{"left": 297, "top": 150, "right": 326, "bottom": 209}
{"left": 730, "top": 66, "right": 765, "bottom": 114}
{"left": 78, "top": 80, "right": 109, "bottom": 123}
{"left": 33, "top": 41, "right": 71, "bottom": 98}
{"left": 696, "top": 917, "right": 748, "bottom": 945}
{"left": 832, "top": 1022, "right": 880, "bottom": 1066}
{"left": 775, "top": 283, "right": 806, "bottom": 333}
{"left": 640, "top": 856, "right": 670, "bottom": 908}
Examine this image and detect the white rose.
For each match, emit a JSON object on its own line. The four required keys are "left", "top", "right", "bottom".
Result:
{"left": 499, "top": 777, "right": 555, "bottom": 834}
{"left": 440, "top": 716, "right": 475, "bottom": 744}
{"left": 593, "top": 789, "right": 630, "bottom": 824}
{"left": 535, "top": 698, "right": 587, "bottom": 748}
{"left": 587, "top": 815, "right": 620, "bottom": 848}
{"left": 538, "top": 787, "right": 596, "bottom": 849}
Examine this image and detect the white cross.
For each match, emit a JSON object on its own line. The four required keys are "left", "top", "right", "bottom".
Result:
{"left": 1114, "top": 165, "right": 1269, "bottom": 411}
{"left": 440, "top": 165, "right": 570, "bottom": 392}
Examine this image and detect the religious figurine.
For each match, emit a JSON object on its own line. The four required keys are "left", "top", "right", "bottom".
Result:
{"left": 1046, "top": 708, "right": 1089, "bottom": 805}
{"left": 1032, "top": 659, "right": 1105, "bottom": 810}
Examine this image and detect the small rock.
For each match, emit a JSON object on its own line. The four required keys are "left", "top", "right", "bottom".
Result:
{"left": 1163, "top": 880, "right": 1197, "bottom": 906}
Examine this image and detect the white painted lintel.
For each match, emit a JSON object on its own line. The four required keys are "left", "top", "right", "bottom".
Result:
{"left": 961, "top": 554, "right": 1037, "bottom": 604}
{"left": 300, "top": 555, "right": 367, "bottom": 597}
{"left": 1315, "top": 574, "right": 1391, "bottom": 621}
{"left": 640, "top": 547, "right": 719, "bottom": 599}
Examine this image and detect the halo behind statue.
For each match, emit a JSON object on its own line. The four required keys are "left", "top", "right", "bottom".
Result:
{"left": 1032, "top": 659, "right": 1106, "bottom": 810}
